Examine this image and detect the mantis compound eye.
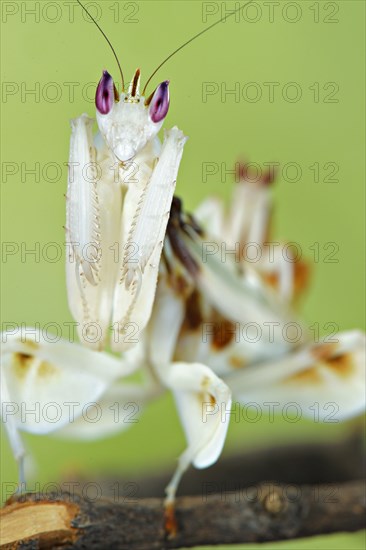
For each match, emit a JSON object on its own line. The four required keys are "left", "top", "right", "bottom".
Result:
{"left": 149, "top": 80, "right": 170, "bottom": 123}
{"left": 95, "top": 70, "right": 119, "bottom": 114}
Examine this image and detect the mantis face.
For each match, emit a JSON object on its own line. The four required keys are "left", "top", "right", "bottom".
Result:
{"left": 95, "top": 69, "right": 170, "bottom": 161}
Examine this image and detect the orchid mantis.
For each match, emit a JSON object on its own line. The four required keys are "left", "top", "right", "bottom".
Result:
{"left": 1, "top": 0, "right": 365, "bottom": 537}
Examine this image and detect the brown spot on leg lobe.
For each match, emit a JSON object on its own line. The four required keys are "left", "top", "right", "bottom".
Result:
{"left": 285, "top": 367, "right": 323, "bottom": 385}
{"left": 312, "top": 343, "right": 337, "bottom": 362}
{"left": 326, "top": 353, "right": 355, "bottom": 378}
{"left": 211, "top": 314, "right": 236, "bottom": 350}
{"left": 12, "top": 353, "right": 34, "bottom": 379}
{"left": 229, "top": 355, "right": 247, "bottom": 370}
{"left": 184, "top": 289, "right": 203, "bottom": 330}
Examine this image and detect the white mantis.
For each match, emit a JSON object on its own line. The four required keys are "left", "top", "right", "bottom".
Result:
{"left": 1, "top": 0, "right": 365, "bottom": 535}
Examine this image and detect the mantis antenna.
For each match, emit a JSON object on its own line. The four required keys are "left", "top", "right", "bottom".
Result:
{"left": 75, "top": 0, "right": 125, "bottom": 91}
{"left": 142, "top": 0, "right": 254, "bottom": 96}
{"left": 76, "top": 0, "right": 253, "bottom": 96}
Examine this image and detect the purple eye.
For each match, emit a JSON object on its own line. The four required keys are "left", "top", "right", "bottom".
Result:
{"left": 96, "top": 70, "right": 118, "bottom": 114}
{"left": 149, "top": 81, "right": 170, "bottom": 123}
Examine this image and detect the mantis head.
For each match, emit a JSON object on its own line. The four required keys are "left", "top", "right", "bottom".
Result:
{"left": 95, "top": 69, "right": 170, "bottom": 161}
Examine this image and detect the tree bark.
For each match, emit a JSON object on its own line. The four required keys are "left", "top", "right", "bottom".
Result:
{"left": 1, "top": 436, "right": 365, "bottom": 549}
{"left": 1, "top": 481, "right": 365, "bottom": 550}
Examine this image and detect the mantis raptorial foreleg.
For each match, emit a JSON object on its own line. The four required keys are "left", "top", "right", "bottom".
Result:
{"left": 112, "top": 127, "right": 187, "bottom": 351}
{"left": 67, "top": 114, "right": 101, "bottom": 286}
{"left": 122, "top": 128, "right": 187, "bottom": 281}
{"left": 66, "top": 114, "right": 122, "bottom": 349}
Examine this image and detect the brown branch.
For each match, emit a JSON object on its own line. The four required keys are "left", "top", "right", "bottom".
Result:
{"left": 1, "top": 481, "right": 365, "bottom": 549}
{"left": 1, "top": 436, "right": 365, "bottom": 549}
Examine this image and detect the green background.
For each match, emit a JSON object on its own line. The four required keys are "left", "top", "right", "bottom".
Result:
{"left": 1, "top": 1, "right": 365, "bottom": 548}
